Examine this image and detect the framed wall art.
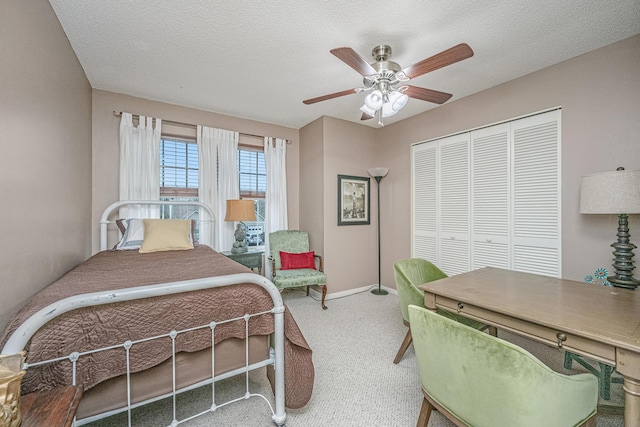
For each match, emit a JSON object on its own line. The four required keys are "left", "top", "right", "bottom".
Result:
{"left": 337, "top": 174, "right": 370, "bottom": 226}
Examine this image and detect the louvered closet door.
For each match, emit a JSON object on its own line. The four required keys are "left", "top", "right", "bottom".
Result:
{"left": 438, "top": 134, "right": 470, "bottom": 275}
{"left": 411, "top": 109, "right": 561, "bottom": 278}
{"left": 511, "top": 110, "right": 561, "bottom": 277}
{"left": 471, "top": 124, "right": 510, "bottom": 270}
{"left": 412, "top": 143, "right": 437, "bottom": 262}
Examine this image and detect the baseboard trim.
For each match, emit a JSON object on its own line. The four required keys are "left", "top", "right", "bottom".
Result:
{"left": 307, "top": 284, "right": 397, "bottom": 300}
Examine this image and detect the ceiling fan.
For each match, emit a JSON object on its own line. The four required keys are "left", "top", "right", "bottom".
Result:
{"left": 303, "top": 43, "right": 474, "bottom": 126}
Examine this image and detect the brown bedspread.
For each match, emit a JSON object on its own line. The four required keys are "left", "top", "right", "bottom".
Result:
{"left": 0, "top": 246, "right": 314, "bottom": 409}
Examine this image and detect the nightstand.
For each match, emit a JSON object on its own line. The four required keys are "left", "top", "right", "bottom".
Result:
{"left": 222, "top": 249, "right": 264, "bottom": 275}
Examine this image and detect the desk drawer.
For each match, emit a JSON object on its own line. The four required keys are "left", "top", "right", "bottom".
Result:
{"left": 436, "top": 296, "right": 616, "bottom": 365}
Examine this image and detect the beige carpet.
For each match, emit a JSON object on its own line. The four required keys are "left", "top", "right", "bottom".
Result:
{"left": 86, "top": 287, "right": 624, "bottom": 426}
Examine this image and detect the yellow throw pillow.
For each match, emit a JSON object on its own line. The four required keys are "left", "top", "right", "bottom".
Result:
{"left": 139, "top": 219, "right": 194, "bottom": 253}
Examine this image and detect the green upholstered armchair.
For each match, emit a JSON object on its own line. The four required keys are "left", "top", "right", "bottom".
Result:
{"left": 393, "top": 258, "right": 495, "bottom": 364}
{"left": 268, "top": 230, "right": 328, "bottom": 309}
{"left": 409, "top": 305, "right": 598, "bottom": 427}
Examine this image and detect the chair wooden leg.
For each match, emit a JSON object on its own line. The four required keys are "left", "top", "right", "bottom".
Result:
{"left": 304, "top": 285, "right": 328, "bottom": 309}
{"left": 416, "top": 396, "right": 433, "bottom": 427}
{"left": 578, "top": 415, "right": 597, "bottom": 427}
{"left": 320, "top": 284, "right": 328, "bottom": 310}
{"left": 394, "top": 328, "right": 413, "bottom": 364}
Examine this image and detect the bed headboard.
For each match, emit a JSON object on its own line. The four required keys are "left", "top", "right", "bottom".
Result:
{"left": 99, "top": 200, "right": 215, "bottom": 251}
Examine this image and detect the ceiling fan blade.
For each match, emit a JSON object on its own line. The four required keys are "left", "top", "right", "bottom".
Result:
{"left": 303, "top": 88, "right": 358, "bottom": 105}
{"left": 361, "top": 112, "right": 374, "bottom": 120}
{"left": 404, "top": 85, "right": 453, "bottom": 104}
{"left": 401, "top": 43, "right": 474, "bottom": 79}
{"left": 330, "top": 47, "right": 377, "bottom": 76}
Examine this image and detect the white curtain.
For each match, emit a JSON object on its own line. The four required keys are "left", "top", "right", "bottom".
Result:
{"left": 264, "top": 137, "right": 288, "bottom": 277}
{"left": 198, "top": 126, "right": 239, "bottom": 250}
{"left": 119, "top": 113, "right": 161, "bottom": 218}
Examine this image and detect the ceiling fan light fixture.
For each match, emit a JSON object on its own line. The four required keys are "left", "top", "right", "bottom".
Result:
{"left": 360, "top": 104, "right": 376, "bottom": 116}
{"left": 381, "top": 104, "right": 398, "bottom": 118}
{"left": 391, "top": 92, "right": 409, "bottom": 112}
{"left": 380, "top": 91, "right": 408, "bottom": 117}
{"left": 365, "top": 90, "right": 384, "bottom": 110}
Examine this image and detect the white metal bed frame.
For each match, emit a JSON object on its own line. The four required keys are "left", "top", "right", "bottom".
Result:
{"left": 2, "top": 200, "right": 287, "bottom": 426}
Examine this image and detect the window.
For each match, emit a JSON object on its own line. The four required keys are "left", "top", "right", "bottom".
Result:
{"left": 239, "top": 147, "right": 266, "bottom": 247}
{"left": 157, "top": 139, "right": 266, "bottom": 247}
{"left": 239, "top": 149, "right": 266, "bottom": 198}
{"left": 159, "top": 138, "right": 200, "bottom": 233}
{"left": 160, "top": 138, "right": 199, "bottom": 199}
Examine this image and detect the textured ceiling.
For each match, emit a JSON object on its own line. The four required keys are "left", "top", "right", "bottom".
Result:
{"left": 49, "top": 1, "right": 640, "bottom": 129}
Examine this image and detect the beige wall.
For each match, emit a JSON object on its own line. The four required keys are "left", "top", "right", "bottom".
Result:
{"left": 0, "top": 2, "right": 92, "bottom": 330}
{"left": 376, "top": 34, "right": 640, "bottom": 286}
{"left": 299, "top": 118, "right": 325, "bottom": 256}
{"left": 91, "top": 90, "right": 301, "bottom": 253}
{"left": 300, "top": 117, "right": 379, "bottom": 294}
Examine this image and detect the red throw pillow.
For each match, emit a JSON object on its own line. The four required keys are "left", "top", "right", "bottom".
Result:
{"left": 280, "top": 251, "right": 316, "bottom": 270}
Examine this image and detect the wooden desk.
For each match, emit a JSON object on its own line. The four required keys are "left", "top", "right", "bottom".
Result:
{"left": 21, "top": 386, "right": 83, "bottom": 427}
{"left": 419, "top": 267, "right": 640, "bottom": 427}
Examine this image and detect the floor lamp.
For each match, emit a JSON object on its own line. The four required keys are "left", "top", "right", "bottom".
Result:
{"left": 368, "top": 167, "right": 389, "bottom": 295}
{"left": 580, "top": 167, "right": 640, "bottom": 289}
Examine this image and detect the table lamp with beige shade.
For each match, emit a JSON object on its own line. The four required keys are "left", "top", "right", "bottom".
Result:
{"left": 224, "top": 199, "right": 256, "bottom": 254}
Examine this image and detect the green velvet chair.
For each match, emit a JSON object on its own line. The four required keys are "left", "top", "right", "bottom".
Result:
{"left": 268, "top": 230, "right": 327, "bottom": 309}
{"left": 409, "top": 305, "right": 598, "bottom": 427}
{"left": 393, "top": 258, "right": 495, "bottom": 364}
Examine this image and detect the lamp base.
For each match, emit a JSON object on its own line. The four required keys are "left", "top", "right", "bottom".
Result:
{"left": 231, "top": 222, "right": 249, "bottom": 254}
{"left": 371, "top": 288, "right": 389, "bottom": 296}
{"left": 608, "top": 214, "right": 639, "bottom": 290}
{"left": 231, "top": 246, "right": 248, "bottom": 254}
{"left": 607, "top": 276, "right": 639, "bottom": 290}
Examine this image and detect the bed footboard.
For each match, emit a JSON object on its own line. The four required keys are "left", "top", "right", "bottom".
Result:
{"left": 2, "top": 273, "right": 287, "bottom": 427}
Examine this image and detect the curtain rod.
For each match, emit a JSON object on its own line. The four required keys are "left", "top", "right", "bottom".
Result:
{"left": 113, "top": 111, "right": 290, "bottom": 143}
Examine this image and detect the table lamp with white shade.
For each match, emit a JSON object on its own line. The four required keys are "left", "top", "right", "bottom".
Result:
{"left": 580, "top": 167, "right": 640, "bottom": 289}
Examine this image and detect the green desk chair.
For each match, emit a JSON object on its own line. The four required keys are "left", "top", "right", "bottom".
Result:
{"left": 268, "top": 230, "right": 328, "bottom": 309}
{"left": 409, "top": 305, "right": 598, "bottom": 427}
{"left": 393, "top": 259, "right": 495, "bottom": 364}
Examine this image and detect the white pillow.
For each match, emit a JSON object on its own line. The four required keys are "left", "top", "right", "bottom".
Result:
{"left": 115, "top": 219, "right": 145, "bottom": 250}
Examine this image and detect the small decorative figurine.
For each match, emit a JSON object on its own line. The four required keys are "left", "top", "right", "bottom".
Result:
{"left": 231, "top": 223, "right": 249, "bottom": 254}
{"left": 584, "top": 267, "right": 611, "bottom": 286}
